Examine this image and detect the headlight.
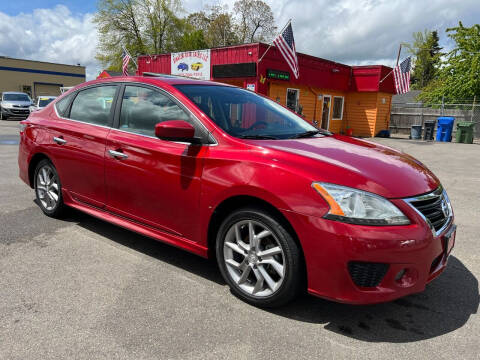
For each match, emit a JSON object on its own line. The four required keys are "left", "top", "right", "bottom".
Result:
{"left": 312, "top": 182, "right": 410, "bottom": 226}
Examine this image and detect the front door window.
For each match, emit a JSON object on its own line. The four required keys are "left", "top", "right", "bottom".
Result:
{"left": 321, "top": 95, "right": 331, "bottom": 130}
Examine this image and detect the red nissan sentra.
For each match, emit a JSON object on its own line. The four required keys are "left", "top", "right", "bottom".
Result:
{"left": 18, "top": 76, "right": 456, "bottom": 307}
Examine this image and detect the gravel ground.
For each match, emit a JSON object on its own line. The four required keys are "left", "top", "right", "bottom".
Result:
{"left": 1, "top": 120, "right": 479, "bottom": 359}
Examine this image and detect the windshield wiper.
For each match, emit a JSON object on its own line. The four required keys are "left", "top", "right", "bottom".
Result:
{"left": 238, "top": 135, "right": 279, "bottom": 140}
{"left": 289, "top": 130, "right": 322, "bottom": 139}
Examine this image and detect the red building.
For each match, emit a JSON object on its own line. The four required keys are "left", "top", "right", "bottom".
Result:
{"left": 137, "top": 43, "right": 396, "bottom": 137}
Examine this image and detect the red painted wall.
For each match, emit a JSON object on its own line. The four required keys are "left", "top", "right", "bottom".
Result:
{"left": 136, "top": 43, "right": 396, "bottom": 95}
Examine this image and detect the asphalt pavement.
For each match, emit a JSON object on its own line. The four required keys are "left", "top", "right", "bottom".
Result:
{"left": 1, "top": 120, "right": 479, "bottom": 359}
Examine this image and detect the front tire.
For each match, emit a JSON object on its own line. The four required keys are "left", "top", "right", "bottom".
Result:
{"left": 34, "top": 159, "right": 67, "bottom": 218}
{"left": 216, "top": 207, "right": 302, "bottom": 308}
{"left": 0, "top": 108, "right": 6, "bottom": 120}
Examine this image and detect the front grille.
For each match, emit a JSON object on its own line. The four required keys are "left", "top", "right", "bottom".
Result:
{"left": 348, "top": 261, "right": 389, "bottom": 287}
{"left": 11, "top": 109, "right": 29, "bottom": 114}
{"left": 407, "top": 188, "right": 450, "bottom": 232}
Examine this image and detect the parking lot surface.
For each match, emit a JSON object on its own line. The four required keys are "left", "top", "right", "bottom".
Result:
{"left": 1, "top": 120, "right": 479, "bottom": 359}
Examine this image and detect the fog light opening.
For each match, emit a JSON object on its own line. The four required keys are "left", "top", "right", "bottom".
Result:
{"left": 395, "top": 269, "right": 406, "bottom": 282}
{"left": 394, "top": 268, "right": 418, "bottom": 288}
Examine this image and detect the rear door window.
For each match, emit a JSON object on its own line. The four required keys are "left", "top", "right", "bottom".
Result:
{"left": 55, "top": 94, "right": 74, "bottom": 117}
{"left": 69, "top": 86, "right": 117, "bottom": 126}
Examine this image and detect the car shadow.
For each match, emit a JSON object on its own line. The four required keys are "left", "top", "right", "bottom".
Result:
{"left": 56, "top": 207, "right": 478, "bottom": 343}
{"left": 61, "top": 207, "right": 225, "bottom": 286}
{"left": 269, "top": 255, "right": 479, "bottom": 342}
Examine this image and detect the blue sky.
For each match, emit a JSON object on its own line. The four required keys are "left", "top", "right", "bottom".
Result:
{"left": 0, "top": 0, "right": 479, "bottom": 80}
{"left": 1, "top": 0, "right": 97, "bottom": 15}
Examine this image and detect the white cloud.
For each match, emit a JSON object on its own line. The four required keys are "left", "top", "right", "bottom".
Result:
{"left": 196, "top": 0, "right": 479, "bottom": 67}
{"left": 270, "top": 0, "right": 480, "bottom": 67}
{"left": 0, "top": 5, "right": 99, "bottom": 80}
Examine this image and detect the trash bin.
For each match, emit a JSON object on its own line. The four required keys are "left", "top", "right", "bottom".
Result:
{"left": 436, "top": 117, "right": 455, "bottom": 142}
{"left": 455, "top": 122, "right": 475, "bottom": 144}
{"left": 410, "top": 125, "right": 422, "bottom": 139}
{"left": 423, "top": 120, "right": 435, "bottom": 140}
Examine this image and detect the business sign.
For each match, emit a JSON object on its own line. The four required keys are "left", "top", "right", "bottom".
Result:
{"left": 266, "top": 69, "right": 290, "bottom": 81}
{"left": 171, "top": 49, "right": 211, "bottom": 80}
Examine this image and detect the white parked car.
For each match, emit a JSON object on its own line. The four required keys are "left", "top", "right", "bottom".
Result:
{"left": 29, "top": 95, "right": 57, "bottom": 113}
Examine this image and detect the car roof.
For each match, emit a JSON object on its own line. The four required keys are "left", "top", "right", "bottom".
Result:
{"left": 72, "top": 75, "right": 236, "bottom": 91}
{"left": 37, "top": 95, "right": 57, "bottom": 98}
{"left": 3, "top": 91, "right": 29, "bottom": 95}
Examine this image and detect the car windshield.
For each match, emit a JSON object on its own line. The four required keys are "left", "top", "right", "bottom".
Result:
{"left": 3, "top": 93, "right": 30, "bottom": 102}
{"left": 38, "top": 98, "right": 55, "bottom": 107}
{"left": 174, "top": 85, "right": 325, "bottom": 139}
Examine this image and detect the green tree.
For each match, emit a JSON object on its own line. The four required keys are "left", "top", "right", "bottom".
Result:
{"left": 94, "top": 0, "right": 184, "bottom": 71}
{"left": 175, "top": 28, "right": 208, "bottom": 51}
{"left": 233, "top": 0, "right": 276, "bottom": 43}
{"left": 406, "top": 30, "right": 442, "bottom": 89}
{"left": 186, "top": 6, "right": 239, "bottom": 48}
{"left": 141, "top": 0, "right": 184, "bottom": 54}
{"left": 419, "top": 22, "right": 480, "bottom": 103}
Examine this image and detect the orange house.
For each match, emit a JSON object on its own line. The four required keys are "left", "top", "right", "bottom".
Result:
{"left": 137, "top": 43, "right": 397, "bottom": 137}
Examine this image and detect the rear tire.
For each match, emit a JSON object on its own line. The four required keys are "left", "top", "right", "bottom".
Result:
{"left": 34, "top": 159, "right": 67, "bottom": 218}
{"left": 216, "top": 207, "right": 302, "bottom": 308}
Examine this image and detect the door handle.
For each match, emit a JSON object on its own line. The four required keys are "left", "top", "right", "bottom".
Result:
{"left": 53, "top": 136, "right": 67, "bottom": 145}
{"left": 108, "top": 149, "right": 128, "bottom": 160}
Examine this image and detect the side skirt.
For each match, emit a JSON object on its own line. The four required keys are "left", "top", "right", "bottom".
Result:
{"left": 62, "top": 189, "right": 209, "bottom": 258}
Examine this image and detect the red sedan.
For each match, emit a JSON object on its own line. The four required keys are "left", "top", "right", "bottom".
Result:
{"left": 18, "top": 76, "right": 456, "bottom": 307}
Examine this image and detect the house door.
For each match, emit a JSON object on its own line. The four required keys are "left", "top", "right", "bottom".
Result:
{"left": 321, "top": 95, "right": 331, "bottom": 130}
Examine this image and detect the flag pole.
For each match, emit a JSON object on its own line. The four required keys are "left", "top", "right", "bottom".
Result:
{"left": 395, "top": 43, "right": 402, "bottom": 66}
{"left": 379, "top": 43, "right": 402, "bottom": 83}
{"left": 123, "top": 45, "right": 138, "bottom": 68}
{"left": 257, "top": 19, "right": 292, "bottom": 64}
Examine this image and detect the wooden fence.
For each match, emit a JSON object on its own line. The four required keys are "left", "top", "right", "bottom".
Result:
{"left": 390, "top": 103, "right": 480, "bottom": 138}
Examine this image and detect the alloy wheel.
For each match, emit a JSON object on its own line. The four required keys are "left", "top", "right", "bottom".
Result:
{"left": 223, "top": 220, "right": 286, "bottom": 297}
{"left": 36, "top": 165, "right": 60, "bottom": 211}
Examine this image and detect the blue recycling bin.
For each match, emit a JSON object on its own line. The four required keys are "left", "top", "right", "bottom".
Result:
{"left": 436, "top": 117, "right": 455, "bottom": 142}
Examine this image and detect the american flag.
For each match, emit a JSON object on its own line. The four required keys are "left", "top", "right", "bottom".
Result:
{"left": 122, "top": 49, "right": 131, "bottom": 76}
{"left": 273, "top": 22, "right": 299, "bottom": 79}
{"left": 393, "top": 57, "right": 411, "bottom": 94}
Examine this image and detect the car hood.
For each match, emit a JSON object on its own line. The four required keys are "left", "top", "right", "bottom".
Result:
{"left": 1, "top": 101, "right": 31, "bottom": 107}
{"left": 256, "top": 135, "right": 439, "bottom": 199}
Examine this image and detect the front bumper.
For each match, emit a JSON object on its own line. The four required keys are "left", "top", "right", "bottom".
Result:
{"left": 1, "top": 107, "right": 30, "bottom": 118}
{"left": 284, "top": 199, "right": 456, "bottom": 305}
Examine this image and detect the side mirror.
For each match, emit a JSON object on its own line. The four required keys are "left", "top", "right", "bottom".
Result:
{"left": 155, "top": 120, "right": 197, "bottom": 143}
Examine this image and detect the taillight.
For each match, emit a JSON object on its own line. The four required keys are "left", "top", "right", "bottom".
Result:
{"left": 19, "top": 122, "right": 27, "bottom": 133}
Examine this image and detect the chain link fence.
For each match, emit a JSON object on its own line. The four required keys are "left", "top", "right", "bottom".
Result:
{"left": 390, "top": 100, "right": 480, "bottom": 139}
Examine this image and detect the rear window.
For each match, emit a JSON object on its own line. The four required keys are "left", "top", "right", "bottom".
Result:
{"left": 38, "top": 97, "right": 56, "bottom": 107}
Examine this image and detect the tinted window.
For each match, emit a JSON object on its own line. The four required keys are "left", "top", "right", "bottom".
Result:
{"left": 119, "top": 85, "right": 192, "bottom": 137}
{"left": 3, "top": 93, "right": 31, "bottom": 102}
{"left": 55, "top": 94, "right": 74, "bottom": 117}
{"left": 70, "top": 86, "right": 117, "bottom": 126}
{"left": 38, "top": 98, "right": 56, "bottom": 107}
{"left": 175, "top": 85, "right": 317, "bottom": 139}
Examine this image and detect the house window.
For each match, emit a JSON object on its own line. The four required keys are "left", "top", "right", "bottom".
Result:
{"left": 332, "top": 96, "right": 344, "bottom": 120}
{"left": 286, "top": 88, "right": 299, "bottom": 112}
